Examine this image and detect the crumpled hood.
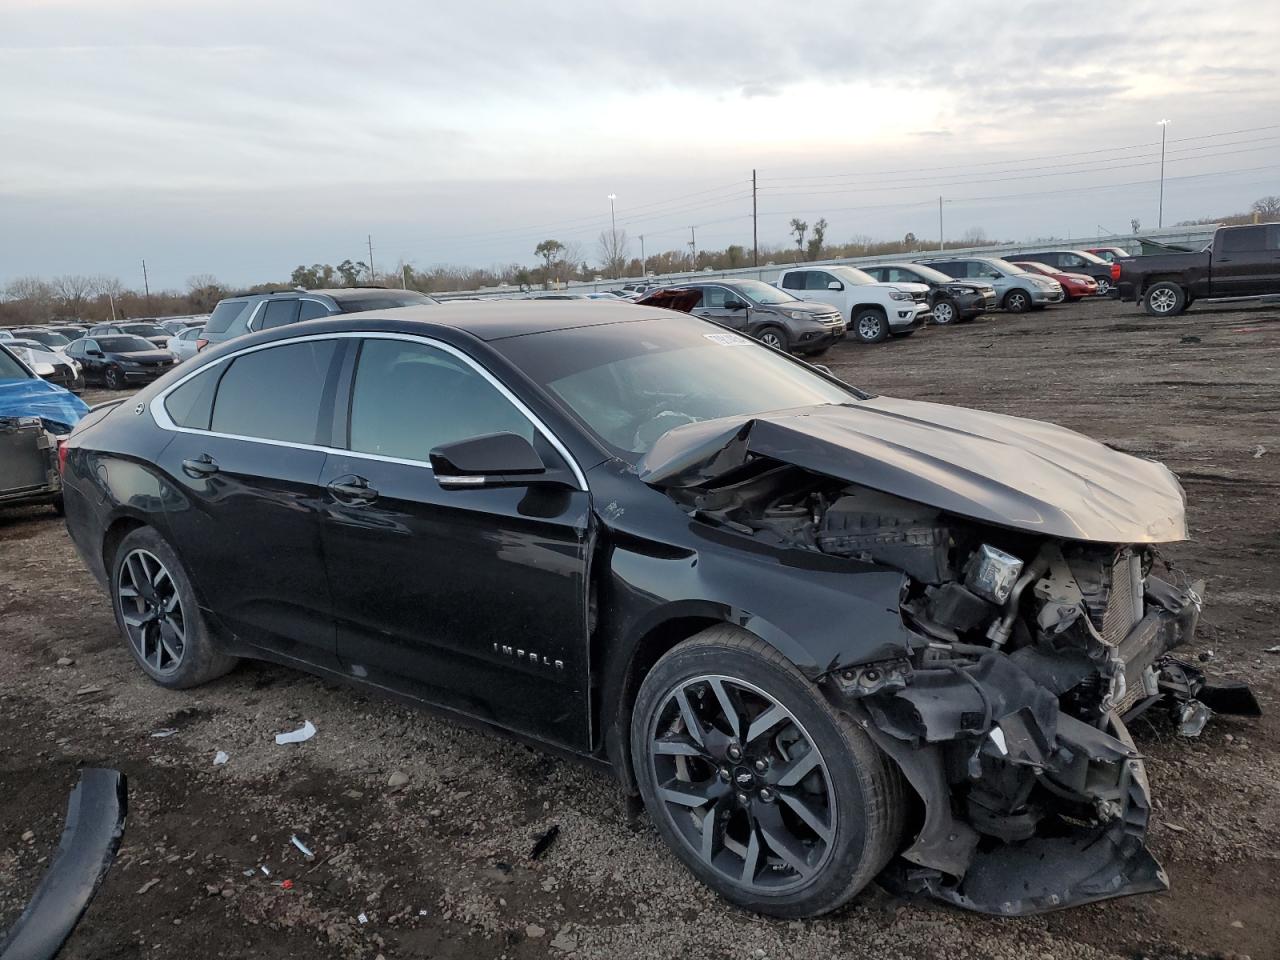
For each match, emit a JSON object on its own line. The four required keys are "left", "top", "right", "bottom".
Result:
{"left": 636, "top": 397, "right": 1187, "bottom": 543}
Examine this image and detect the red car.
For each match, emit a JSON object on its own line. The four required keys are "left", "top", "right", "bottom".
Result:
{"left": 1012, "top": 261, "right": 1099, "bottom": 301}
{"left": 1084, "top": 246, "right": 1134, "bottom": 264}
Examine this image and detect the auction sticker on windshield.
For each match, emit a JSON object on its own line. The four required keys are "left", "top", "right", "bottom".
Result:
{"left": 703, "top": 333, "right": 750, "bottom": 346}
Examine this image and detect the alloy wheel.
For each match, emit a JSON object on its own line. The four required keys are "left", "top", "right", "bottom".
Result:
{"left": 117, "top": 548, "right": 186, "bottom": 675}
{"left": 857, "top": 316, "right": 883, "bottom": 341}
{"left": 933, "top": 302, "right": 955, "bottom": 324}
{"left": 1096, "top": 278, "right": 1111, "bottom": 295}
{"left": 1007, "top": 292, "right": 1027, "bottom": 312}
{"left": 647, "top": 674, "right": 836, "bottom": 893}
{"left": 1149, "top": 288, "right": 1177, "bottom": 313}
{"left": 760, "top": 332, "right": 784, "bottom": 349}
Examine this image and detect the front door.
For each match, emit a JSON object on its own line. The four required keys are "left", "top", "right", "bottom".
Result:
{"left": 693, "top": 285, "right": 750, "bottom": 331}
{"left": 154, "top": 338, "right": 345, "bottom": 667}
{"left": 318, "top": 336, "right": 594, "bottom": 749}
{"left": 1213, "top": 225, "right": 1278, "bottom": 297}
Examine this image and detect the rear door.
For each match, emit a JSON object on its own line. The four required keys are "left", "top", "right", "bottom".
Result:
{"left": 318, "top": 335, "right": 594, "bottom": 749}
{"left": 696, "top": 285, "right": 750, "bottom": 331}
{"left": 153, "top": 337, "right": 346, "bottom": 667}
{"left": 1213, "top": 226, "right": 1274, "bottom": 296}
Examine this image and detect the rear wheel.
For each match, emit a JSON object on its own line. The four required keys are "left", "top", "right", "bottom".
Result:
{"left": 756, "top": 326, "right": 790, "bottom": 352}
{"left": 852, "top": 309, "right": 888, "bottom": 344}
{"left": 631, "top": 626, "right": 904, "bottom": 918}
{"left": 1143, "top": 281, "right": 1186, "bottom": 317}
{"left": 1095, "top": 276, "right": 1112, "bottom": 296}
{"left": 1003, "top": 289, "right": 1032, "bottom": 313}
{"left": 110, "top": 527, "right": 237, "bottom": 689}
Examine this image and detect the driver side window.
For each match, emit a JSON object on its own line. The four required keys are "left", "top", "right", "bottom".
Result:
{"left": 701, "top": 287, "right": 732, "bottom": 309}
{"left": 348, "top": 339, "right": 534, "bottom": 463}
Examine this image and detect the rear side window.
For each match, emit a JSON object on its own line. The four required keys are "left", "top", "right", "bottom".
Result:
{"left": 780, "top": 272, "right": 803, "bottom": 290}
{"left": 348, "top": 339, "right": 533, "bottom": 463}
{"left": 164, "top": 368, "right": 220, "bottom": 429}
{"left": 1221, "top": 227, "right": 1266, "bottom": 253}
{"left": 929, "top": 262, "right": 964, "bottom": 279}
{"left": 258, "top": 299, "right": 300, "bottom": 330}
{"left": 203, "top": 299, "right": 252, "bottom": 335}
{"left": 298, "top": 300, "right": 332, "bottom": 322}
{"left": 211, "top": 340, "right": 340, "bottom": 443}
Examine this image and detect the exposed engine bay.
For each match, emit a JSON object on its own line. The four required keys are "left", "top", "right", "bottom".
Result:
{"left": 669, "top": 459, "right": 1261, "bottom": 914}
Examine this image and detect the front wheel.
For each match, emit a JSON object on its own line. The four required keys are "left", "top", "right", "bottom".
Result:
{"left": 1143, "top": 281, "right": 1186, "bottom": 317}
{"left": 103, "top": 365, "right": 125, "bottom": 390}
{"left": 756, "top": 326, "right": 790, "bottom": 352}
{"left": 931, "top": 299, "right": 957, "bottom": 325}
{"left": 1002, "top": 289, "right": 1032, "bottom": 313}
{"left": 631, "top": 626, "right": 905, "bottom": 918}
{"left": 852, "top": 309, "right": 889, "bottom": 343}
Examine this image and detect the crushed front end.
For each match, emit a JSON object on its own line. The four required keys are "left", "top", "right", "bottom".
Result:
{"left": 667, "top": 465, "right": 1260, "bottom": 915}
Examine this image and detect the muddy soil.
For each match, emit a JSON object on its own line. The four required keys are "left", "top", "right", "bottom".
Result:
{"left": 1, "top": 297, "right": 1276, "bottom": 960}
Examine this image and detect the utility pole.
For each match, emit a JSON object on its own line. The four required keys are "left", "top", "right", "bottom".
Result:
{"left": 1157, "top": 119, "right": 1170, "bottom": 228}
{"left": 752, "top": 168, "right": 759, "bottom": 266}
{"left": 366, "top": 235, "right": 376, "bottom": 282}
{"left": 401, "top": 264, "right": 409, "bottom": 290}
{"left": 938, "top": 196, "right": 944, "bottom": 252}
{"left": 689, "top": 226, "right": 697, "bottom": 270}
{"left": 639, "top": 234, "right": 646, "bottom": 276}
{"left": 141, "top": 259, "right": 151, "bottom": 312}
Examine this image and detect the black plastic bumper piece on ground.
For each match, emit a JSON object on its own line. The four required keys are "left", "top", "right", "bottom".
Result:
{"left": 0, "top": 768, "right": 128, "bottom": 960}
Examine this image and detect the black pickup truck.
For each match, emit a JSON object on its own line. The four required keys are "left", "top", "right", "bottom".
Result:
{"left": 1117, "top": 223, "right": 1280, "bottom": 315}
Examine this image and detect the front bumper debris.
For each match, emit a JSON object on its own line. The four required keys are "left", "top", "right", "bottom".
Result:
{"left": 830, "top": 576, "right": 1259, "bottom": 916}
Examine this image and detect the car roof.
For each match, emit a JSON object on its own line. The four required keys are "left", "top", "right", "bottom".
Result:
{"left": 259, "top": 300, "right": 675, "bottom": 343}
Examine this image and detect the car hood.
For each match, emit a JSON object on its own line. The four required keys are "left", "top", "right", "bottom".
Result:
{"left": 111, "top": 349, "right": 174, "bottom": 363}
{"left": 636, "top": 397, "right": 1186, "bottom": 543}
{"left": 1062, "top": 272, "right": 1097, "bottom": 283}
{"left": 876, "top": 282, "right": 931, "bottom": 295}
{"left": 763, "top": 300, "right": 839, "bottom": 314}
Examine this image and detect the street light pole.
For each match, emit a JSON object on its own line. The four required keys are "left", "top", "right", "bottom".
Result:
{"left": 1156, "top": 119, "right": 1170, "bottom": 228}
{"left": 938, "top": 196, "right": 944, "bottom": 252}
{"left": 607, "top": 193, "right": 618, "bottom": 275}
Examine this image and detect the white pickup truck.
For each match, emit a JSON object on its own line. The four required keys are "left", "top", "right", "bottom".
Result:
{"left": 777, "top": 265, "right": 932, "bottom": 343}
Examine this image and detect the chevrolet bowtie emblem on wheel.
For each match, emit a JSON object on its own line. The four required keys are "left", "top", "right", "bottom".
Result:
{"left": 493, "top": 643, "right": 564, "bottom": 671}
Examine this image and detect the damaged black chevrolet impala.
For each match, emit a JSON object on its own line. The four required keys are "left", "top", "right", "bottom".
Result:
{"left": 60, "top": 302, "right": 1257, "bottom": 919}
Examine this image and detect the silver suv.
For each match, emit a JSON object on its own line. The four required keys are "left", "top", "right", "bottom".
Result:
{"left": 916, "top": 257, "right": 1063, "bottom": 313}
{"left": 199, "top": 288, "right": 438, "bottom": 351}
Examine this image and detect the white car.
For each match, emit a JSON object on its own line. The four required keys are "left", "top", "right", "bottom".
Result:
{"left": 777, "top": 265, "right": 932, "bottom": 343}
{"left": 168, "top": 326, "right": 206, "bottom": 362}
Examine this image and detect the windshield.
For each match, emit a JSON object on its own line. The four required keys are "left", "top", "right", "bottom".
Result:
{"left": 97, "top": 335, "right": 156, "bottom": 352}
{"left": 1012, "top": 261, "right": 1053, "bottom": 276}
{"left": 122, "top": 323, "right": 166, "bottom": 337}
{"left": 896, "top": 263, "right": 951, "bottom": 284}
{"left": 335, "top": 291, "right": 438, "bottom": 312}
{"left": 829, "top": 266, "right": 876, "bottom": 286}
{"left": 495, "top": 316, "right": 859, "bottom": 456}
{"left": 0, "top": 346, "right": 33, "bottom": 380}
{"left": 728, "top": 280, "right": 799, "bottom": 306}
{"left": 1073, "top": 250, "right": 1108, "bottom": 265}
{"left": 20, "top": 330, "right": 70, "bottom": 347}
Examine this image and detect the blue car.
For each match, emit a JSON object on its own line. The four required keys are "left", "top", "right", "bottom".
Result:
{"left": 0, "top": 343, "right": 89, "bottom": 512}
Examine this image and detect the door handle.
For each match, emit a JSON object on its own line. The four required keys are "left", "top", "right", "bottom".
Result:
{"left": 327, "top": 475, "right": 378, "bottom": 503}
{"left": 181, "top": 454, "right": 219, "bottom": 478}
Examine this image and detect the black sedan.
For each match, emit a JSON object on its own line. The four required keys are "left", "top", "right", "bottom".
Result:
{"left": 65, "top": 334, "right": 178, "bottom": 389}
{"left": 859, "top": 263, "right": 996, "bottom": 325}
{"left": 59, "top": 302, "right": 1252, "bottom": 919}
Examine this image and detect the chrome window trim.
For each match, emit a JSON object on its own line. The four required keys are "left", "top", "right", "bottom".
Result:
{"left": 149, "top": 330, "right": 589, "bottom": 491}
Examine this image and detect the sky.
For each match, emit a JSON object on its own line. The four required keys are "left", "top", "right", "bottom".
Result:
{"left": 2, "top": 0, "right": 1279, "bottom": 290}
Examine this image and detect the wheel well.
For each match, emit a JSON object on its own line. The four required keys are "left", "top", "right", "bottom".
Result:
{"left": 852, "top": 304, "right": 887, "bottom": 318}
{"left": 101, "top": 517, "right": 146, "bottom": 579}
{"left": 608, "top": 615, "right": 725, "bottom": 795}
{"left": 1139, "top": 275, "right": 1183, "bottom": 295}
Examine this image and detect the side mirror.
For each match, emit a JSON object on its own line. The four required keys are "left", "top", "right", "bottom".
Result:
{"left": 724, "top": 299, "right": 746, "bottom": 311}
{"left": 430, "top": 432, "right": 556, "bottom": 489}
{"left": 34, "top": 362, "right": 56, "bottom": 377}
{"left": 826, "top": 280, "right": 844, "bottom": 291}
{"left": 87, "top": 349, "right": 103, "bottom": 358}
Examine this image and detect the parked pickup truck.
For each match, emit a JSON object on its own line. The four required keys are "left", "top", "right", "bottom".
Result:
{"left": 1118, "top": 223, "right": 1280, "bottom": 315}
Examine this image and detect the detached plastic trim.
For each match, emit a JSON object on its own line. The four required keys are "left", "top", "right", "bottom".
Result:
{"left": 0, "top": 768, "right": 128, "bottom": 960}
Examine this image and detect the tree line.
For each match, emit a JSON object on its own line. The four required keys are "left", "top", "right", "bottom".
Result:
{"left": 4, "top": 196, "right": 1276, "bottom": 321}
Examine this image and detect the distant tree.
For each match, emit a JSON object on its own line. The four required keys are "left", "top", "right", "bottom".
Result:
{"left": 186, "top": 274, "right": 227, "bottom": 311}
{"left": 725, "top": 244, "right": 745, "bottom": 268}
{"left": 534, "top": 240, "right": 565, "bottom": 288}
{"left": 1130, "top": 218, "right": 1142, "bottom": 235}
{"left": 1251, "top": 195, "right": 1280, "bottom": 218}
{"left": 596, "top": 229, "right": 629, "bottom": 278}
{"left": 336, "top": 259, "right": 365, "bottom": 287}
{"left": 51, "top": 274, "right": 95, "bottom": 316}
{"left": 806, "top": 218, "right": 828, "bottom": 260}
{"left": 903, "top": 232, "right": 917, "bottom": 250}
{"left": 959, "top": 227, "right": 988, "bottom": 247}
{"left": 789, "top": 219, "right": 808, "bottom": 260}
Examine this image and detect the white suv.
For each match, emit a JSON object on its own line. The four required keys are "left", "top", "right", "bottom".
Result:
{"left": 777, "top": 266, "right": 931, "bottom": 343}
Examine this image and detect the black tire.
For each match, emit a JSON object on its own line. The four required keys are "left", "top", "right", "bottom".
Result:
{"left": 852, "top": 308, "right": 889, "bottom": 344}
{"left": 103, "top": 365, "right": 125, "bottom": 390}
{"left": 1002, "top": 288, "right": 1033, "bottom": 313}
{"left": 1095, "top": 276, "right": 1112, "bottom": 297}
{"left": 1143, "top": 281, "right": 1186, "bottom": 317}
{"left": 756, "top": 326, "right": 790, "bottom": 353}
{"left": 930, "top": 299, "right": 958, "bottom": 325}
{"left": 109, "top": 526, "right": 238, "bottom": 689}
{"left": 631, "top": 625, "right": 905, "bottom": 919}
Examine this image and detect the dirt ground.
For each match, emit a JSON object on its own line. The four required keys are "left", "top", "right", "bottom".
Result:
{"left": 1, "top": 297, "right": 1277, "bottom": 960}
